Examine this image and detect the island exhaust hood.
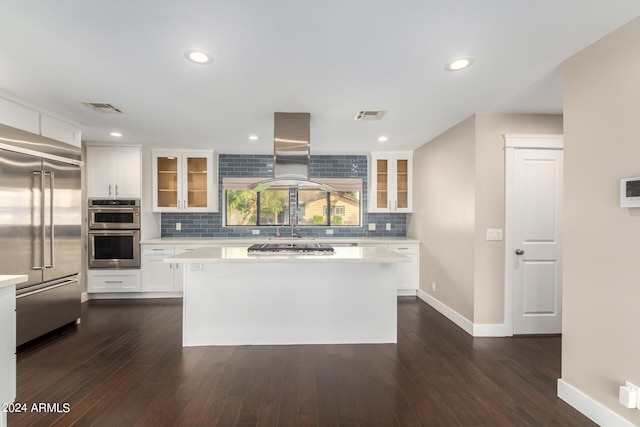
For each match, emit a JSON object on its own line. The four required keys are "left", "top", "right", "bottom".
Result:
{"left": 249, "top": 112, "right": 334, "bottom": 192}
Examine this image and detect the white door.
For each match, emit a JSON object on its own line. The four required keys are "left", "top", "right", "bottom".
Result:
{"left": 505, "top": 135, "right": 563, "bottom": 335}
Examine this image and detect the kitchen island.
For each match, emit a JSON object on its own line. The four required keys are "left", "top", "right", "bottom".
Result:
{"left": 165, "top": 246, "right": 408, "bottom": 346}
{"left": 1, "top": 275, "right": 27, "bottom": 427}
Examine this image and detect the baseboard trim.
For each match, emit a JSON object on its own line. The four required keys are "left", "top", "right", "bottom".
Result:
{"left": 557, "top": 379, "right": 637, "bottom": 427}
{"left": 472, "top": 323, "right": 506, "bottom": 337}
{"left": 87, "top": 292, "right": 183, "bottom": 300}
{"left": 397, "top": 289, "right": 418, "bottom": 297}
{"left": 416, "top": 290, "right": 505, "bottom": 337}
{"left": 417, "top": 289, "right": 474, "bottom": 335}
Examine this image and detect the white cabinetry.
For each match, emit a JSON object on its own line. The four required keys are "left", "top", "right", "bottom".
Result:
{"left": 152, "top": 151, "right": 218, "bottom": 213}
{"left": 86, "top": 144, "right": 141, "bottom": 199}
{"left": 39, "top": 114, "right": 82, "bottom": 147}
{"left": 368, "top": 152, "right": 413, "bottom": 213}
{"left": 0, "top": 284, "right": 17, "bottom": 427}
{"left": 388, "top": 243, "right": 420, "bottom": 295}
{"left": 141, "top": 245, "right": 175, "bottom": 292}
{"left": 141, "top": 244, "right": 204, "bottom": 292}
{"left": 358, "top": 242, "right": 419, "bottom": 294}
{"left": 0, "top": 96, "right": 81, "bottom": 146}
{"left": 87, "top": 269, "right": 141, "bottom": 293}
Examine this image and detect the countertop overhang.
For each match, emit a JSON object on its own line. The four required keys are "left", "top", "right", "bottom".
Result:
{"left": 164, "top": 246, "right": 410, "bottom": 264}
{"left": 0, "top": 275, "right": 28, "bottom": 289}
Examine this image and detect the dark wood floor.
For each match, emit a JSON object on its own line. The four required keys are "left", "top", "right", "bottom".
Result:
{"left": 9, "top": 297, "right": 595, "bottom": 427}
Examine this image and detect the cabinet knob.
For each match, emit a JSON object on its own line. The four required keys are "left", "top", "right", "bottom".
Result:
{"left": 515, "top": 249, "right": 525, "bottom": 255}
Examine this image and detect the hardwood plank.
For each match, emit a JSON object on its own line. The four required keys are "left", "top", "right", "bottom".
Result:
{"left": 8, "top": 297, "right": 598, "bottom": 427}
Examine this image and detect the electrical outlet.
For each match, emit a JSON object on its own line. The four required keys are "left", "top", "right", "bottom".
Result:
{"left": 326, "top": 229, "right": 334, "bottom": 235}
{"left": 624, "top": 381, "right": 640, "bottom": 409}
{"left": 251, "top": 229, "right": 260, "bottom": 235}
{"left": 432, "top": 282, "right": 436, "bottom": 292}
{"left": 368, "top": 223, "right": 376, "bottom": 231}
{"left": 386, "top": 223, "right": 391, "bottom": 231}
{"left": 176, "top": 222, "right": 181, "bottom": 231}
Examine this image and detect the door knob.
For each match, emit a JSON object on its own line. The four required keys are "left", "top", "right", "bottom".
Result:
{"left": 515, "top": 249, "right": 525, "bottom": 255}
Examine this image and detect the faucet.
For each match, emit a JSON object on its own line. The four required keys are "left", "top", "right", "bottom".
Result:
{"left": 290, "top": 211, "right": 299, "bottom": 238}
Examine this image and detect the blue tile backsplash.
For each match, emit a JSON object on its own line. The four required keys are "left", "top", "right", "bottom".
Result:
{"left": 160, "top": 154, "right": 407, "bottom": 238}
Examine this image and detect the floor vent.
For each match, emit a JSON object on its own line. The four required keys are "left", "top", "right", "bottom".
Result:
{"left": 82, "top": 102, "right": 123, "bottom": 113}
{"left": 354, "top": 110, "right": 386, "bottom": 120}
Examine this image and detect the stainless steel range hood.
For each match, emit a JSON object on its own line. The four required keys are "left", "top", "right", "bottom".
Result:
{"left": 249, "top": 112, "right": 333, "bottom": 192}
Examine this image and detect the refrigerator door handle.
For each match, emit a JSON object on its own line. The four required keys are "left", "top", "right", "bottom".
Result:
{"left": 45, "top": 171, "right": 55, "bottom": 268}
{"left": 32, "top": 171, "right": 45, "bottom": 271}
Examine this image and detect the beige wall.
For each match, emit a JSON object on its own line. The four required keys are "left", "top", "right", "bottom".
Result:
{"left": 409, "top": 116, "right": 476, "bottom": 319}
{"left": 474, "top": 113, "right": 563, "bottom": 323}
{"left": 408, "top": 113, "right": 562, "bottom": 325}
{"left": 562, "top": 17, "right": 640, "bottom": 424}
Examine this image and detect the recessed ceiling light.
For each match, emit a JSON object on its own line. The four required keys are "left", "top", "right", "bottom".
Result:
{"left": 445, "top": 56, "right": 474, "bottom": 71}
{"left": 248, "top": 135, "right": 259, "bottom": 141}
{"left": 110, "top": 131, "right": 122, "bottom": 137}
{"left": 184, "top": 49, "right": 213, "bottom": 65}
{"left": 378, "top": 136, "right": 389, "bottom": 142}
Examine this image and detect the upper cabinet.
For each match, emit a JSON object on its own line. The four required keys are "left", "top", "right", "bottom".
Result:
{"left": 0, "top": 96, "right": 81, "bottom": 147}
{"left": 368, "top": 151, "right": 413, "bottom": 213}
{"left": 152, "top": 150, "right": 218, "bottom": 213}
{"left": 86, "top": 144, "right": 141, "bottom": 199}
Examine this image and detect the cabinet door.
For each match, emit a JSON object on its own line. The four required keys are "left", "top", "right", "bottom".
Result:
{"left": 87, "top": 270, "right": 141, "bottom": 292}
{"left": 393, "top": 155, "right": 412, "bottom": 212}
{"left": 153, "top": 153, "right": 182, "bottom": 212}
{"left": 375, "top": 158, "right": 391, "bottom": 210}
{"left": 141, "top": 257, "right": 175, "bottom": 292}
{"left": 40, "top": 114, "right": 81, "bottom": 147}
{"left": 0, "top": 96, "right": 40, "bottom": 134}
{"left": 141, "top": 245, "right": 174, "bottom": 292}
{"left": 369, "top": 155, "right": 392, "bottom": 212}
{"left": 86, "top": 146, "right": 116, "bottom": 198}
{"left": 389, "top": 244, "right": 419, "bottom": 290}
{"left": 183, "top": 154, "right": 213, "bottom": 212}
{"left": 114, "top": 146, "right": 141, "bottom": 198}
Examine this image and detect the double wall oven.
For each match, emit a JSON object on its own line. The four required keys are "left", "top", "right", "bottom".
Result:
{"left": 88, "top": 199, "right": 140, "bottom": 269}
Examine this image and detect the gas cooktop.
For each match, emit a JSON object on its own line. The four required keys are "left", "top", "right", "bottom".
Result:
{"left": 247, "top": 243, "right": 335, "bottom": 255}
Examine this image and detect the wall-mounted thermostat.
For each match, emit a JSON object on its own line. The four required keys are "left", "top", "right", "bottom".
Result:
{"left": 620, "top": 176, "right": 640, "bottom": 207}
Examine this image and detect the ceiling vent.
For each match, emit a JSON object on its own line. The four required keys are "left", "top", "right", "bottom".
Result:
{"left": 354, "top": 110, "right": 386, "bottom": 120}
{"left": 81, "top": 102, "right": 123, "bottom": 113}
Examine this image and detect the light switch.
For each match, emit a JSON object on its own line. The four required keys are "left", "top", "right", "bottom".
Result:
{"left": 486, "top": 229, "right": 503, "bottom": 241}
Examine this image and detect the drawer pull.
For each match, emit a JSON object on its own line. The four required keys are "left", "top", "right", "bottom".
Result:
{"left": 104, "top": 280, "right": 124, "bottom": 284}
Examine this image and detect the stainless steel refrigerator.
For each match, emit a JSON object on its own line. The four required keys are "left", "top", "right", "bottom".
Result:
{"left": 0, "top": 124, "right": 81, "bottom": 345}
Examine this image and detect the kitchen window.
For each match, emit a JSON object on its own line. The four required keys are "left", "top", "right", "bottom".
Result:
{"left": 223, "top": 178, "right": 361, "bottom": 227}
{"left": 297, "top": 189, "right": 361, "bottom": 226}
{"left": 225, "top": 188, "right": 289, "bottom": 226}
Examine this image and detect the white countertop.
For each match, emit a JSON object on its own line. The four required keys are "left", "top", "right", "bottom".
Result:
{"left": 0, "top": 275, "right": 28, "bottom": 289}
{"left": 142, "top": 237, "right": 420, "bottom": 245}
{"left": 164, "top": 246, "right": 410, "bottom": 263}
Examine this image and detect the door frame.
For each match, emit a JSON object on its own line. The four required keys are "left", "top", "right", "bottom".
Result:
{"left": 504, "top": 134, "right": 563, "bottom": 336}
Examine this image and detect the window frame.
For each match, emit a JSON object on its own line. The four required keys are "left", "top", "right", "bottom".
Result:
{"left": 222, "top": 177, "right": 362, "bottom": 228}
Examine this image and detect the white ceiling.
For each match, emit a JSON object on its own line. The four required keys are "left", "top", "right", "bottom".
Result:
{"left": 1, "top": 1, "right": 639, "bottom": 154}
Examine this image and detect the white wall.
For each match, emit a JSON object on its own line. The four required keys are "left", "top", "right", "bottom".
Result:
{"left": 562, "top": 16, "right": 640, "bottom": 425}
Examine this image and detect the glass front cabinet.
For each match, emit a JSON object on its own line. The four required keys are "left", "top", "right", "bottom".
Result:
{"left": 152, "top": 150, "right": 218, "bottom": 212}
{"left": 368, "top": 152, "right": 413, "bottom": 213}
